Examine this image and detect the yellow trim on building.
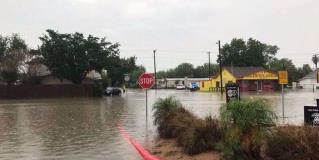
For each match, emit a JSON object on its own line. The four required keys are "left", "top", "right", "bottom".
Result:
{"left": 200, "top": 68, "right": 236, "bottom": 92}
{"left": 199, "top": 68, "right": 278, "bottom": 92}
{"left": 239, "top": 71, "right": 278, "bottom": 80}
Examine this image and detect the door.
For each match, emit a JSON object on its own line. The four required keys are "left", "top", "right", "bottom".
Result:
{"left": 257, "top": 80, "right": 262, "bottom": 91}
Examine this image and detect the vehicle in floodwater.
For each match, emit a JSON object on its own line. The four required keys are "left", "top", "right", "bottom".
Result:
{"left": 104, "top": 87, "right": 122, "bottom": 96}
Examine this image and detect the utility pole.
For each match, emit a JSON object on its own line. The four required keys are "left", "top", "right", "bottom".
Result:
{"left": 207, "top": 51, "right": 211, "bottom": 76}
{"left": 208, "top": 51, "right": 212, "bottom": 92}
{"left": 218, "top": 40, "right": 223, "bottom": 94}
{"left": 153, "top": 50, "right": 157, "bottom": 89}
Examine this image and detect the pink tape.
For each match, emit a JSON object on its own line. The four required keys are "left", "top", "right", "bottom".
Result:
{"left": 117, "top": 122, "right": 161, "bottom": 160}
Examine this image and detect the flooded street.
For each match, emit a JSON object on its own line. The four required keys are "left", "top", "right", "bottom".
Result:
{"left": 0, "top": 89, "right": 318, "bottom": 159}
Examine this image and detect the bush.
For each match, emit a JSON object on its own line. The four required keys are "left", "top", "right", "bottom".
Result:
{"left": 177, "top": 116, "right": 222, "bottom": 155}
{"left": 219, "top": 99, "right": 276, "bottom": 160}
{"left": 153, "top": 96, "right": 182, "bottom": 138}
{"left": 153, "top": 96, "right": 222, "bottom": 155}
{"left": 266, "top": 126, "right": 319, "bottom": 160}
{"left": 169, "top": 107, "right": 197, "bottom": 139}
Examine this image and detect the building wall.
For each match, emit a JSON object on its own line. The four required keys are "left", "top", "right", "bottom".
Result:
{"left": 199, "top": 69, "right": 236, "bottom": 91}
{"left": 238, "top": 80, "right": 276, "bottom": 92}
{"left": 213, "top": 69, "right": 237, "bottom": 87}
{"left": 158, "top": 78, "right": 209, "bottom": 88}
{"left": 299, "top": 79, "right": 317, "bottom": 89}
{"left": 0, "top": 84, "right": 94, "bottom": 99}
{"left": 200, "top": 80, "right": 212, "bottom": 91}
{"left": 40, "top": 76, "right": 96, "bottom": 85}
{"left": 199, "top": 69, "right": 278, "bottom": 92}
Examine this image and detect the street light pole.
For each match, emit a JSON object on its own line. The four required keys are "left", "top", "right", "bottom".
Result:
{"left": 208, "top": 51, "right": 211, "bottom": 76}
{"left": 153, "top": 50, "right": 157, "bottom": 89}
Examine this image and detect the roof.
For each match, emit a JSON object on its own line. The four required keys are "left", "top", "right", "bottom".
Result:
{"left": 27, "top": 57, "right": 44, "bottom": 64}
{"left": 28, "top": 62, "right": 102, "bottom": 80}
{"left": 298, "top": 69, "right": 318, "bottom": 81}
{"left": 159, "top": 78, "right": 210, "bottom": 81}
{"left": 223, "top": 66, "right": 265, "bottom": 78}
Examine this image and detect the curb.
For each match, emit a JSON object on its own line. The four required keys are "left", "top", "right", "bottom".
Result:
{"left": 117, "top": 122, "right": 161, "bottom": 160}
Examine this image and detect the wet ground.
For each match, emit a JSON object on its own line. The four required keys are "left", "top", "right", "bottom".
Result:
{"left": 0, "top": 89, "right": 318, "bottom": 159}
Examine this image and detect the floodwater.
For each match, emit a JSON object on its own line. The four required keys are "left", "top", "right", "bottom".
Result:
{"left": 0, "top": 89, "right": 318, "bottom": 159}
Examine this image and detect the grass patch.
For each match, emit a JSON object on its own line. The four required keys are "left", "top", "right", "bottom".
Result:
{"left": 266, "top": 126, "right": 319, "bottom": 160}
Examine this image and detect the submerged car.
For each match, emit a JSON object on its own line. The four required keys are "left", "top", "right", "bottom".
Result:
{"left": 104, "top": 87, "right": 122, "bottom": 96}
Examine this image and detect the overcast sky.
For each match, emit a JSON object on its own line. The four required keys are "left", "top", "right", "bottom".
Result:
{"left": 1, "top": 0, "right": 319, "bottom": 72}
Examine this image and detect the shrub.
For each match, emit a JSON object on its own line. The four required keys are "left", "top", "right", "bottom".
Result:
{"left": 169, "top": 107, "right": 197, "bottom": 139}
{"left": 153, "top": 96, "right": 182, "bottom": 138}
{"left": 177, "top": 116, "right": 222, "bottom": 155}
{"left": 92, "top": 81, "right": 103, "bottom": 97}
{"left": 152, "top": 97, "right": 222, "bottom": 155}
{"left": 266, "top": 126, "right": 319, "bottom": 160}
{"left": 219, "top": 99, "right": 276, "bottom": 160}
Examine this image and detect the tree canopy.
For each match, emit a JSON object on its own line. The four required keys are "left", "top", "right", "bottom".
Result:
{"left": 312, "top": 55, "right": 318, "bottom": 69}
{"left": 0, "top": 34, "right": 28, "bottom": 85}
{"left": 39, "top": 29, "right": 120, "bottom": 84}
{"left": 219, "top": 38, "right": 279, "bottom": 67}
{"left": 156, "top": 63, "right": 219, "bottom": 79}
{"left": 107, "top": 56, "right": 139, "bottom": 86}
{"left": 269, "top": 58, "right": 312, "bottom": 83}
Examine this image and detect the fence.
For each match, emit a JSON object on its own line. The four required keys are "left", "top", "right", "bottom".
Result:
{"left": 0, "top": 84, "right": 94, "bottom": 99}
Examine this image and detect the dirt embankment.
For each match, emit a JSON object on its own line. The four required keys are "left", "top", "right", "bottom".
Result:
{"left": 149, "top": 138, "right": 220, "bottom": 160}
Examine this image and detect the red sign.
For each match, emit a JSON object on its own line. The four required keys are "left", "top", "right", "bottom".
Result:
{"left": 138, "top": 73, "right": 155, "bottom": 89}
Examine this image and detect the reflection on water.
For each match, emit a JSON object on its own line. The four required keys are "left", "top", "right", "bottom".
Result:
{"left": 0, "top": 89, "right": 317, "bottom": 159}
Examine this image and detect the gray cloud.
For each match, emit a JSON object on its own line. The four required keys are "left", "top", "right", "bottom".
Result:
{"left": 1, "top": 0, "right": 318, "bottom": 71}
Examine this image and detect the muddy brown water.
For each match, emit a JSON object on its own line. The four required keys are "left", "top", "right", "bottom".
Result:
{"left": 0, "top": 89, "right": 317, "bottom": 159}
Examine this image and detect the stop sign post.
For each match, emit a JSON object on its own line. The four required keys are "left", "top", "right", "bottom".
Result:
{"left": 138, "top": 73, "right": 155, "bottom": 121}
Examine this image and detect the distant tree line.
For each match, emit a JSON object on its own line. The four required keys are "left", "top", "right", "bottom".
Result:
{"left": 157, "top": 38, "right": 313, "bottom": 84}
{"left": 156, "top": 63, "right": 219, "bottom": 79}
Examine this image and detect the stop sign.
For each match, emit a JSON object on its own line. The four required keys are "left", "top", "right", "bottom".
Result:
{"left": 138, "top": 73, "right": 155, "bottom": 89}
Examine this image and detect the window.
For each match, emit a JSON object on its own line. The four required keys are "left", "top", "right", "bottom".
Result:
{"left": 202, "top": 82, "right": 204, "bottom": 88}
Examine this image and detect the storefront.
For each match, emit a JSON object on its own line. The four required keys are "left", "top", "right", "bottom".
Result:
{"left": 200, "top": 67, "right": 278, "bottom": 92}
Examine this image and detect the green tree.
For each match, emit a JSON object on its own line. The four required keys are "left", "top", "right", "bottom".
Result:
{"left": 128, "top": 65, "right": 145, "bottom": 88}
{"left": 312, "top": 55, "right": 318, "bottom": 69}
{"left": 296, "top": 64, "right": 312, "bottom": 80}
{"left": 194, "top": 63, "right": 219, "bottom": 78}
{"left": 300, "top": 64, "right": 312, "bottom": 75}
{"left": 156, "top": 71, "right": 167, "bottom": 79}
{"left": 269, "top": 58, "right": 298, "bottom": 84}
{"left": 174, "top": 63, "right": 194, "bottom": 78}
{"left": 107, "top": 56, "right": 139, "bottom": 86}
{"left": 39, "top": 29, "right": 120, "bottom": 84}
{"left": 0, "top": 34, "right": 27, "bottom": 85}
{"left": 219, "top": 38, "right": 279, "bottom": 67}
{"left": 165, "top": 69, "right": 176, "bottom": 78}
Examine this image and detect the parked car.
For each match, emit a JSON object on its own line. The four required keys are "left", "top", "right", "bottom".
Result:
{"left": 189, "top": 85, "right": 200, "bottom": 91}
{"left": 189, "top": 82, "right": 200, "bottom": 91}
{"left": 176, "top": 84, "right": 186, "bottom": 90}
{"left": 104, "top": 87, "right": 122, "bottom": 96}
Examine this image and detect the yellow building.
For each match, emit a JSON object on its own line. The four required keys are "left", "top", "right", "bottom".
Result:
{"left": 200, "top": 67, "right": 278, "bottom": 92}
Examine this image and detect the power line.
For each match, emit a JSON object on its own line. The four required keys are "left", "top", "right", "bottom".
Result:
{"left": 120, "top": 48, "right": 213, "bottom": 53}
